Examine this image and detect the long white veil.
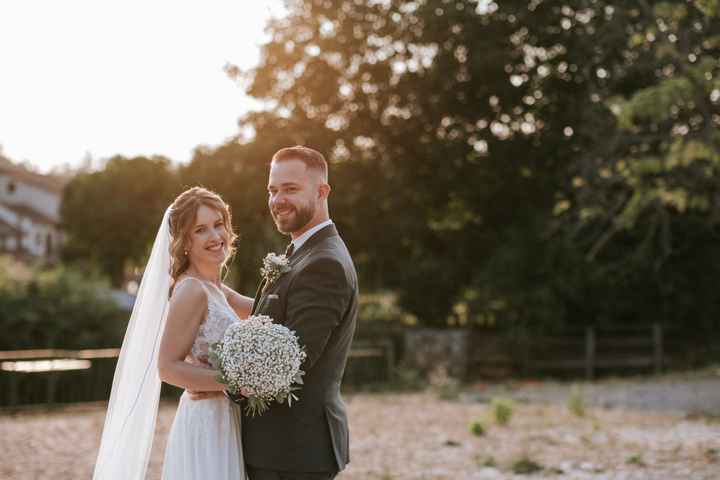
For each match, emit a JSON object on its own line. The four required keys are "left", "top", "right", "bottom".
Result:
{"left": 93, "top": 206, "right": 173, "bottom": 480}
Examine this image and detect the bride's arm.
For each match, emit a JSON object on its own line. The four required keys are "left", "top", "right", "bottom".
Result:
{"left": 158, "top": 280, "right": 226, "bottom": 391}
{"left": 221, "top": 284, "right": 253, "bottom": 319}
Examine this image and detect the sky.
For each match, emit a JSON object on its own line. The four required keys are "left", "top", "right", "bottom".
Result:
{"left": 0, "top": 0, "right": 284, "bottom": 173}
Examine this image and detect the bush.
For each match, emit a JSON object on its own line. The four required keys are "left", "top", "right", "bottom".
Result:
{"left": 428, "top": 364, "right": 461, "bottom": 400}
{"left": 491, "top": 397, "right": 514, "bottom": 426}
{"left": 468, "top": 419, "right": 486, "bottom": 437}
{"left": 388, "top": 366, "right": 424, "bottom": 391}
{"left": 568, "top": 385, "right": 587, "bottom": 417}
{"left": 511, "top": 456, "right": 543, "bottom": 474}
{"left": 0, "top": 257, "right": 128, "bottom": 350}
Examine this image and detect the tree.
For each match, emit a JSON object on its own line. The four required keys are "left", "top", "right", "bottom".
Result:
{"left": 546, "top": 1, "right": 720, "bottom": 331}
{"left": 216, "top": 0, "right": 720, "bottom": 334}
{"left": 231, "top": 0, "right": 566, "bottom": 325}
{"left": 61, "top": 155, "right": 179, "bottom": 286}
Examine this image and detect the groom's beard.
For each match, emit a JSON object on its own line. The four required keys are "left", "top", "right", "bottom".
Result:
{"left": 272, "top": 202, "right": 315, "bottom": 234}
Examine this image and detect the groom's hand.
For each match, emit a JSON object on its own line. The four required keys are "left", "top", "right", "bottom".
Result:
{"left": 184, "top": 356, "right": 224, "bottom": 399}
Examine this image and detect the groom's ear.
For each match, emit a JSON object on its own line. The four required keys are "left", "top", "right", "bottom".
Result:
{"left": 318, "top": 183, "right": 331, "bottom": 199}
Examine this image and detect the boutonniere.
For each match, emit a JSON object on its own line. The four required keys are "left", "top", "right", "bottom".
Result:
{"left": 260, "top": 252, "right": 291, "bottom": 290}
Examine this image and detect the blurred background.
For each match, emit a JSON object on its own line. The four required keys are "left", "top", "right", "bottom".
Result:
{"left": 1, "top": 1, "right": 719, "bottom": 478}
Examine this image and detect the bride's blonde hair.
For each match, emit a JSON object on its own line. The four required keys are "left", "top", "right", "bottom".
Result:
{"left": 169, "top": 187, "right": 238, "bottom": 283}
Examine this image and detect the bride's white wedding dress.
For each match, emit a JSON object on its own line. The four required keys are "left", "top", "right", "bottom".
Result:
{"left": 161, "top": 277, "right": 246, "bottom": 480}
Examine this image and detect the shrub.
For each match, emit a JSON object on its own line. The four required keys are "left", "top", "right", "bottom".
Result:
{"left": 0, "top": 257, "right": 127, "bottom": 350}
{"left": 491, "top": 397, "right": 514, "bottom": 426}
{"left": 428, "top": 364, "right": 461, "bottom": 400}
{"left": 568, "top": 385, "right": 587, "bottom": 417}
{"left": 511, "top": 456, "right": 543, "bottom": 474}
{"left": 468, "top": 419, "right": 486, "bottom": 436}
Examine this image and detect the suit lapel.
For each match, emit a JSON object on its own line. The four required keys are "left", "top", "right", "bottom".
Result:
{"left": 289, "top": 224, "right": 339, "bottom": 267}
{"left": 252, "top": 224, "right": 339, "bottom": 315}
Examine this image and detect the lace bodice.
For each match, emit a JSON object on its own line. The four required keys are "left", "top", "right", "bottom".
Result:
{"left": 174, "top": 277, "right": 240, "bottom": 361}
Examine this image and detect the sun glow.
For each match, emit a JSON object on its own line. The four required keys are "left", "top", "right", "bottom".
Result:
{"left": 0, "top": 0, "right": 284, "bottom": 172}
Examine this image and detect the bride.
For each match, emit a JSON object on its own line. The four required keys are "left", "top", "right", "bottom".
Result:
{"left": 93, "top": 187, "right": 253, "bottom": 480}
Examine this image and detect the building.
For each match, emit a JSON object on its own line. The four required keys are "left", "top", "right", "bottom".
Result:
{"left": 0, "top": 157, "right": 66, "bottom": 262}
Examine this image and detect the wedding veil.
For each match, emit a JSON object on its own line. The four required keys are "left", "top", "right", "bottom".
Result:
{"left": 93, "top": 206, "right": 173, "bottom": 479}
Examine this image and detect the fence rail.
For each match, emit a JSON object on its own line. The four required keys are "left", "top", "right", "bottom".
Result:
{"left": 0, "top": 341, "right": 395, "bottom": 408}
{"left": 523, "top": 324, "right": 666, "bottom": 380}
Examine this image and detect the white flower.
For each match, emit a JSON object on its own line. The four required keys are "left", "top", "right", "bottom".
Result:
{"left": 260, "top": 252, "right": 291, "bottom": 287}
{"left": 209, "top": 314, "right": 306, "bottom": 416}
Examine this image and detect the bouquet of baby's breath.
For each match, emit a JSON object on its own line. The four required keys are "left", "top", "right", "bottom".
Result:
{"left": 209, "top": 314, "right": 306, "bottom": 416}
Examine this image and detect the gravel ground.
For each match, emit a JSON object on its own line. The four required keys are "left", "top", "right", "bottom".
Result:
{"left": 481, "top": 368, "right": 720, "bottom": 416}
{"left": 1, "top": 374, "right": 718, "bottom": 479}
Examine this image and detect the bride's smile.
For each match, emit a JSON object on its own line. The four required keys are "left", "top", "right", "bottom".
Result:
{"left": 187, "top": 205, "right": 232, "bottom": 266}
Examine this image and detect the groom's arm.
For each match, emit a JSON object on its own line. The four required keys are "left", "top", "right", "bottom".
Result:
{"left": 285, "top": 256, "right": 350, "bottom": 371}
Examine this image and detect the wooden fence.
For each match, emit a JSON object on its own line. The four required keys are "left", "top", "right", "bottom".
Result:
{"left": 0, "top": 341, "right": 395, "bottom": 408}
{"left": 469, "top": 323, "right": 717, "bottom": 380}
{"left": 525, "top": 324, "right": 666, "bottom": 380}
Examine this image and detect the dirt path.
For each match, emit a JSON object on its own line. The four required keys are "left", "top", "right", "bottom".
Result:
{"left": 1, "top": 376, "right": 718, "bottom": 479}
{"left": 473, "top": 368, "right": 720, "bottom": 416}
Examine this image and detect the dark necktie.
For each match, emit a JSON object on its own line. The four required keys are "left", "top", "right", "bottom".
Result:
{"left": 285, "top": 243, "right": 295, "bottom": 258}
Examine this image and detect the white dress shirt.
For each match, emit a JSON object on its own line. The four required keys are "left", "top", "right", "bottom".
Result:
{"left": 291, "top": 219, "right": 334, "bottom": 253}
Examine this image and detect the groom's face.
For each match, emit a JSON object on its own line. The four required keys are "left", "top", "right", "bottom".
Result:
{"left": 267, "top": 159, "right": 318, "bottom": 235}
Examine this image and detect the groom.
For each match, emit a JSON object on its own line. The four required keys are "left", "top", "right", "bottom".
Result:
{"left": 243, "top": 146, "right": 359, "bottom": 480}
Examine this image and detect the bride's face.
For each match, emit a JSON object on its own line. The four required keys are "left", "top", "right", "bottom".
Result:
{"left": 186, "top": 205, "right": 231, "bottom": 267}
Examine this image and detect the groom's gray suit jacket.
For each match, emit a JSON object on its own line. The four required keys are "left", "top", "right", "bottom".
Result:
{"left": 242, "top": 224, "right": 358, "bottom": 473}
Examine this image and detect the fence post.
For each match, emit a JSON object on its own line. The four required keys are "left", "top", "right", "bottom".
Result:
{"left": 385, "top": 340, "right": 395, "bottom": 382}
{"left": 8, "top": 373, "right": 18, "bottom": 406}
{"left": 46, "top": 371, "right": 57, "bottom": 405}
{"left": 585, "top": 326, "right": 595, "bottom": 381}
{"left": 653, "top": 323, "right": 663, "bottom": 374}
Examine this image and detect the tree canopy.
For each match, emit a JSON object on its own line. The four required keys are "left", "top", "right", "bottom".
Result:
{"left": 61, "top": 1, "right": 720, "bottom": 334}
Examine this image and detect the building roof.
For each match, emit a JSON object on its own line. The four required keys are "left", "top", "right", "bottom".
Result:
{"left": 0, "top": 216, "right": 20, "bottom": 236}
{"left": 0, "top": 163, "right": 67, "bottom": 195}
{"left": 0, "top": 202, "right": 58, "bottom": 226}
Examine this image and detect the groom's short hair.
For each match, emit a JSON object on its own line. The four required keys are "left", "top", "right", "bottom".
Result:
{"left": 272, "top": 146, "right": 328, "bottom": 182}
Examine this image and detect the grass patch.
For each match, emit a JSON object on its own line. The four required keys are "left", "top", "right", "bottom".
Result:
{"left": 468, "top": 419, "right": 487, "bottom": 436}
{"left": 568, "top": 385, "right": 586, "bottom": 417}
{"left": 626, "top": 454, "right": 645, "bottom": 466}
{"left": 481, "top": 456, "right": 497, "bottom": 468}
{"left": 428, "top": 365, "right": 461, "bottom": 400}
{"left": 491, "top": 397, "right": 514, "bottom": 426}
{"left": 511, "top": 456, "right": 543, "bottom": 474}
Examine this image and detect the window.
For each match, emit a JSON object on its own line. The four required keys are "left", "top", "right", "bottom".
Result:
{"left": 7, "top": 181, "right": 16, "bottom": 194}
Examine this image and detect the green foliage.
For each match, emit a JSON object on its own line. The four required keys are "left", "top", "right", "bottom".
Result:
{"left": 568, "top": 385, "right": 587, "bottom": 417}
{"left": 61, "top": 155, "right": 179, "bottom": 286}
{"left": 511, "top": 456, "right": 544, "bottom": 475}
{"left": 0, "top": 257, "right": 127, "bottom": 349}
{"left": 491, "top": 397, "right": 514, "bottom": 426}
{"left": 468, "top": 419, "right": 487, "bottom": 437}
{"left": 479, "top": 455, "right": 496, "bottom": 468}
{"left": 223, "top": 0, "right": 720, "bottom": 337}
{"left": 388, "top": 366, "right": 424, "bottom": 391}
{"left": 428, "top": 365, "right": 461, "bottom": 400}
{"left": 53, "top": 1, "right": 720, "bottom": 340}
{"left": 357, "top": 293, "right": 413, "bottom": 327}
{"left": 626, "top": 454, "right": 646, "bottom": 466}
{"left": 696, "top": 0, "right": 720, "bottom": 17}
